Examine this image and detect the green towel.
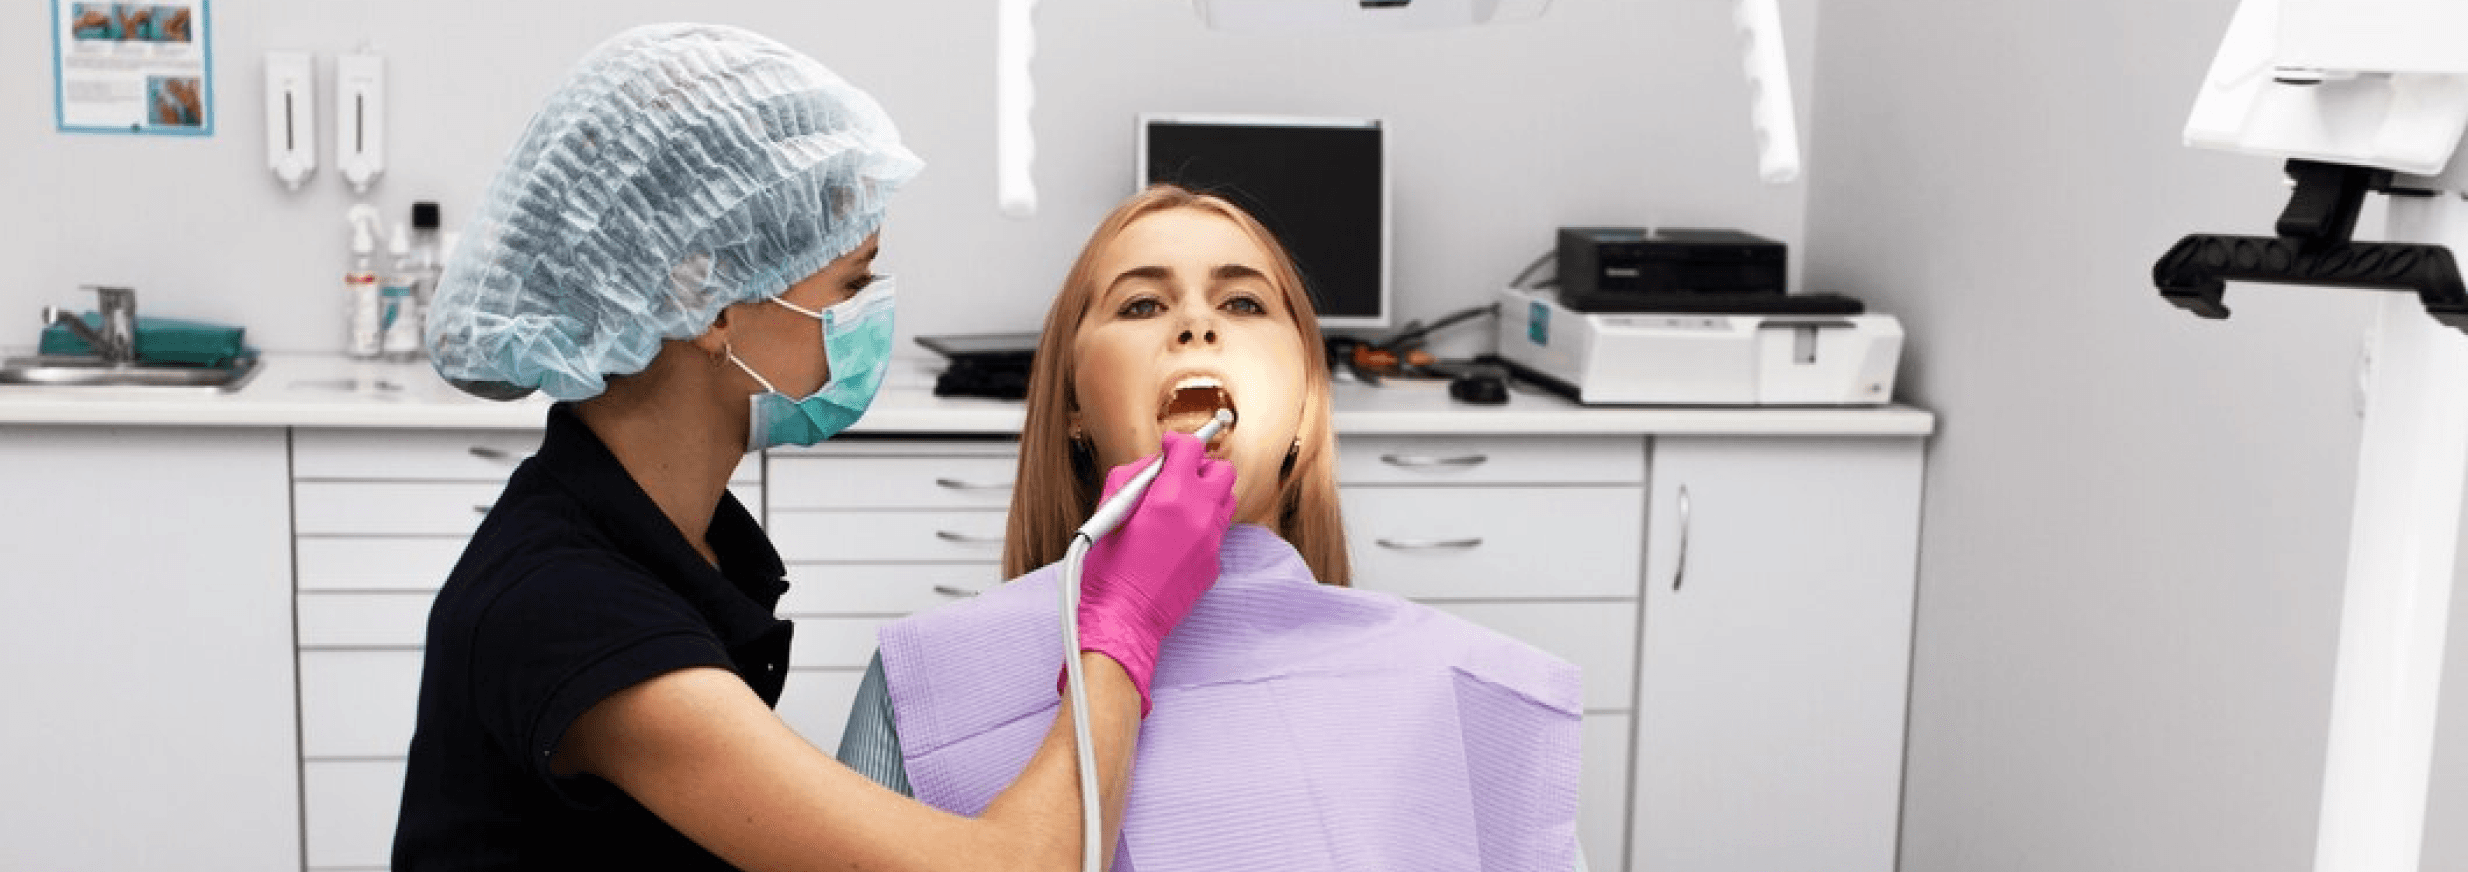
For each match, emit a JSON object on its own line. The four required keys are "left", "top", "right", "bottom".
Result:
{"left": 40, "top": 313, "right": 251, "bottom": 367}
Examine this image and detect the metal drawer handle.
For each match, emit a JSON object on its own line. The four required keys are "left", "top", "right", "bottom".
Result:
{"left": 935, "top": 530, "right": 1004, "bottom": 546}
{"left": 932, "top": 584, "right": 983, "bottom": 599}
{"left": 1375, "top": 536, "right": 1484, "bottom": 551}
{"left": 1673, "top": 485, "right": 1692, "bottom": 592}
{"left": 468, "top": 445, "right": 527, "bottom": 464}
{"left": 473, "top": 504, "right": 493, "bottom": 515}
{"left": 935, "top": 477, "right": 1015, "bottom": 492}
{"left": 1379, "top": 453, "right": 1488, "bottom": 469}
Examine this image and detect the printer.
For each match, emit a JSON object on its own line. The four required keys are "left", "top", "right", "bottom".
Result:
{"left": 1494, "top": 283, "right": 1904, "bottom": 406}
{"left": 1494, "top": 226, "right": 1904, "bottom": 405}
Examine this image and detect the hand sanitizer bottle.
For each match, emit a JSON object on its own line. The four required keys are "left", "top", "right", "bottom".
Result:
{"left": 380, "top": 223, "right": 422, "bottom": 361}
{"left": 345, "top": 204, "right": 383, "bottom": 360}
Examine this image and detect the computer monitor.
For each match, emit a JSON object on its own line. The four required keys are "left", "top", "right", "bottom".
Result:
{"left": 1137, "top": 114, "right": 1390, "bottom": 329}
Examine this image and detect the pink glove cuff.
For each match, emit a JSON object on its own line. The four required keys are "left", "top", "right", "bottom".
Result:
{"left": 1057, "top": 637, "right": 1158, "bottom": 718}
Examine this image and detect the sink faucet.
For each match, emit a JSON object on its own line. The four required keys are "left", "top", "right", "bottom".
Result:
{"left": 43, "top": 285, "right": 137, "bottom": 365}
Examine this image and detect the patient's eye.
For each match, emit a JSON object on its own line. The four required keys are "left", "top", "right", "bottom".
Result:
{"left": 1221, "top": 294, "right": 1268, "bottom": 316}
{"left": 1118, "top": 296, "right": 1164, "bottom": 318}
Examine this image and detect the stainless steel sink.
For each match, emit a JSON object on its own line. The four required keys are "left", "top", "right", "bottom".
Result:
{"left": 0, "top": 354, "right": 262, "bottom": 391}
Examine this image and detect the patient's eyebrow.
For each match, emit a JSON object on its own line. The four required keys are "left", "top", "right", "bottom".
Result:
{"left": 1211, "top": 264, "right": 1270, "bottom": 284}
{"left": 1104, "top": 266, "right": 1172, "bottom": 299}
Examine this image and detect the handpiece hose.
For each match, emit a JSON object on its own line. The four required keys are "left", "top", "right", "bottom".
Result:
{"left": 1059, "top": 409, "right": 1231, "bottom": 872}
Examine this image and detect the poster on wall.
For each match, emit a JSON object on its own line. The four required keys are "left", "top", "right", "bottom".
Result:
{"left": 52, "top": 1, "right": 212, "bottom": 136}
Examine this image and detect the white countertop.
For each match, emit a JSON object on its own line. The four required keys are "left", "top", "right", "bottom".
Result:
{"left": 0, "top": 353, "right": 1935, "bottom": 436}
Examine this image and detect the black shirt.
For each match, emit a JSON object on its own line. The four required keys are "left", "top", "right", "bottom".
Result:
{"left": 394, "top": 403, "right": 792, "bottom": 871}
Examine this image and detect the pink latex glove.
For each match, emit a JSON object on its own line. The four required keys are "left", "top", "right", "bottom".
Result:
{"left": 1067, "top": 430, "right": 1238, "bottom": 716}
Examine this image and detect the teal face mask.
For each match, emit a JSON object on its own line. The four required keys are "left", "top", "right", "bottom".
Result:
{"left": 728, "top": 279, "right": 896, "bottom": 451}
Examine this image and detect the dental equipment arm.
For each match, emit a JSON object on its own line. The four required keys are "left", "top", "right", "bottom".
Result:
{"left": 2159, "top": 3, "right": 2468, "bottom": 870}
{"left": 1061, "top": 409, "right": 1233, "bottom": 872}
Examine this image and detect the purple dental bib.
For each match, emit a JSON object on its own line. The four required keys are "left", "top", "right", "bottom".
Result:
{"left": 878, "top": 525, "right": 1582, "bottom": 871}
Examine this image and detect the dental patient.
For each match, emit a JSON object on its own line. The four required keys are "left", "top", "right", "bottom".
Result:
{"left": 839, "top": 185, "right": 1582, "bottom": 870}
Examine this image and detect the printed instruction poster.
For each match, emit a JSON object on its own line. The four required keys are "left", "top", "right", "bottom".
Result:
{"left": 53, "top": 1, "right": 212, "bottom": 135}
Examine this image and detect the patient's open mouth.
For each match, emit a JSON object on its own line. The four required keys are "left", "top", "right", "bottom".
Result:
{"left": 1158, "top": 374, "right": 1237, "bottom": 448}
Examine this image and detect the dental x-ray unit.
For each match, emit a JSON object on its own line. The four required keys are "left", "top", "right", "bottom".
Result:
{"left": 995, "top": 0, "right": 1801, "bottom": 218}
{"left": 2156, "top": 2, "right": 2468, "bottom": 870}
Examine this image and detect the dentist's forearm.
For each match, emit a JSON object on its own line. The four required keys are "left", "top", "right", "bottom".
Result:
{"left": 979, "top": 653, "right": 1143, "bottom": 872}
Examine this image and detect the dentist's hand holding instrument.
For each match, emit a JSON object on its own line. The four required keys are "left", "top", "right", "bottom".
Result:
{"left": 1070, "top": 411, "right": 1237, "bottom": 710}
{"left": 1061, "top": 409, "right": 1235, "bottom": 871}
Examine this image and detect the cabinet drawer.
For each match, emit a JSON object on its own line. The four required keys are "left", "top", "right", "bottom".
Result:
{"left": 781, "top": 563, "right": 1003, "bottom": 615}
{"left": 297, "top": 481, "right": 760, "bottom": 536}
{"left": 304, "top": 758, "right": 405, "bottom": 870}
{"left": 302, "top": 650, "right": 422, "bottom": 758}
{"left": 300, "top": 592, "right": 434, "bottom": 648}
{"left": 1426, "top": 601, "right": 1635, "bottom": 711}
{"left": 1343, "top": 486, "right": 1643, "bottom": 599}
{"left": 296, "top": 481, "right": 502, "bottom": 536}
{"left": 1337, "top": 435, "right": 1644, "bottom": 485}
{"left": 790, "top": 616, "right": 894, "bottom": 670}
{"left": 294, "top": 428, "right": 759, "bottom": 484}
{"left": 770, "top": 509, "right": 1009, "bottom": 562}
{"left": 298, "top": 537, "right": 467, "bottom": 592}
{"left": 779, "top": 669, "right": 866, "bottom": 750}
{"left": 769, "top": 455, "right": 1022, "bottom": 510}
{"left": 295, "top": 428, "right": 544, "bottom": 481}
{"left": 1581, "top": 714, "right": 1632, "bottom": 872}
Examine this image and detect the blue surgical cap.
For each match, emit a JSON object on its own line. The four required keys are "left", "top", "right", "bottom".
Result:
{"left": 427, "top": 23, "right": 924, "bottom": 401}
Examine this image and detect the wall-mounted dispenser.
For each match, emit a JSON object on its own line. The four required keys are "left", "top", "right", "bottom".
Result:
{"left": 263, "top": 51, "right": 316, "bottom": 191}
{"left": 335, "top": 52, "right": 385, "bottom": 194}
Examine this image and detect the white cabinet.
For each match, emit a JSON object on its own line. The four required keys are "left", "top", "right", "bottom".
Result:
{"left": 765, "top": 439, "right": 1020, "bottom": 748}
{"left": 1633, "top": 436, "right": 1923, "bottom": 872}
{"left": 1340, "top": 434, "right": 1648, "bottom": 869}
{"left": 289, "top": 427, "right": 760, "bottom": 871}
{"left": 0, "top": 426, "right": 300, "bottom": 872}
{"left": 0, "top": 407, "right": 1920, "bottom": 872}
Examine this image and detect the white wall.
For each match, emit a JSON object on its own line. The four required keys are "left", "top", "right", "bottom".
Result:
{"left": 1, "top": 0, "right": 1813, "bottom": 357}
{"left": 1806, "top": 2, "right": 2468, "bottom": 871}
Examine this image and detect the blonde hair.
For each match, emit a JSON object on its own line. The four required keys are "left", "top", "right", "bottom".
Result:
{"left": 1003, "top": 184, "right": 1351, "bottom": 586}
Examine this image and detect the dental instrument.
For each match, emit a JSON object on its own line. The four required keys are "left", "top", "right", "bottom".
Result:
{"left": 1057, "top": 407, "right": 1231, "bottom": 872}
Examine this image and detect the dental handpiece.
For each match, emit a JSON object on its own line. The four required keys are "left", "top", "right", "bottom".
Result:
{"left": 1058, "top": 406, "right": 1231, "bottom": 872}
{"left": 1073, "top": 409, "right": 1234, "bottom": 544}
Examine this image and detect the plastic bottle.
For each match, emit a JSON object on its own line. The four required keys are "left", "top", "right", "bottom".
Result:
{"left": 344, "top": 204, "right": 384, "bottom": 360}
{"left": 397, "top": 201, "right": 446, "bottom": 362}
{"left": 379, "top": 223, "right": 421, "bottom": 361}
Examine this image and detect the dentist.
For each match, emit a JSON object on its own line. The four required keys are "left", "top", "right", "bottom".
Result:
{"left": 398, "top": 24, "right": 1235, "bottom": 872}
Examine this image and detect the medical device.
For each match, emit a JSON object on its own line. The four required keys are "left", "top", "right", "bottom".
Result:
{"left": 1494, "top": 285, "right": 1899, "bottom": 406}
{"left": 263, "top": 51, "right": 315, "bottom": 191}
{"left": 2154, "top": 2, "right": 2468, "bottom": 870}
{"left": 994, "top": 0, "right": 1799, "bottom": 216}
{"left": 1058, "top": 408, "right": 1232, "bottom": 872}
{"left": 1140, "top": 114, "right": 1389, "bottom": 329}
{"left": 1555, "top": 227, "right": 1788, "bottom": 311}
{"left": 334, "top": 52, "right": 384, "bottom": 194}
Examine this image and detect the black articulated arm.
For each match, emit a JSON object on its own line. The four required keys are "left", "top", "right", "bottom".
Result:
{"left": 2152, "top": 158, "right": 2468, "bottom": 333}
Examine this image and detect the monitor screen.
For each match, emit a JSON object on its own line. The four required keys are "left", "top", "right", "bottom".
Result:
{"left": 1138, "top": 114, "right": 1389, "bottom": 328}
